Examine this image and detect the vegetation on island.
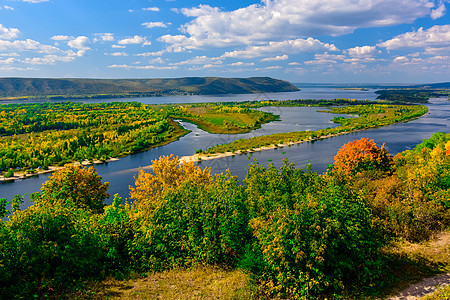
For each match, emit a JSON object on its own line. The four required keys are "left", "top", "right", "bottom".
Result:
{"left": 0, "top": 132, "right": 448, "bottom": 299}
{"left": 0, "top": 101, "right": 277, "bottom": 177}
{"left": 0, "top": 102, "right": 189, "bottom": 175}
{"left": 375, "top": 87, "right": 450, "bottom": 103}
{"left": 168, "top": 104, "right": 278, "bottom": 134}
{"left": 203, "top": 104, "right": 428, "bottom": 154}
{"left": 0, "top": 101, "right": 429, "bottom": 178}
{"left": 0, "top": 77, "right": 299, "bottom": 101}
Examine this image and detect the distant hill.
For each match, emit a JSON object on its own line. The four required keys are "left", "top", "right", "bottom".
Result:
{"left": 0, "top": 77, "right": 299, "bottom": 99}
{"left": 293, "top": 82, "right": 450, "bottom": 89}
{"left": 412, "top": 82, "right": 450, "bottom": 89}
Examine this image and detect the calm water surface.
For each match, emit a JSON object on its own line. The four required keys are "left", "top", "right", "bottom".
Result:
{"left": 1, "top": 89, "right": 448, "bottom": 209}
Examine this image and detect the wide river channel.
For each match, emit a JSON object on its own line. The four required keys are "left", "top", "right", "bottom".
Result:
{"left": 1, "top": 88, "right": 449, "bottom": 209}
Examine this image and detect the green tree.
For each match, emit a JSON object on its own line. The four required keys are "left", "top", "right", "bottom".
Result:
{"left": 35, "top": 165, "right": 109, "bottom": 213}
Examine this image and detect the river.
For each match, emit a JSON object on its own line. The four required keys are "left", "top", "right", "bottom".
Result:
{"left": 0, "top": 88, "right": 448, "bottom": 209}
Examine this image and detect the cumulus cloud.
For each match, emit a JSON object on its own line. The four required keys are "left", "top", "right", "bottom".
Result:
{"left": 23, "top": 53, "right": 78, "bottom": 65}
{"left": 431, "top": 1, "right": 447, "bottom": 19}
{"left": 106, "top": 52, "right": 128, "bottom": 56}
{"left": 136, "top": 50, "right": 167, "bottom": 57}
{"left": 173, "top": 55, "right": 222, "bottom": 65}
{"left": 230, "top": 61, "right": 254, "bottom": 66}
{"left": 21, "top": 0, "right": 49, "bottom": 3}
{"left": 0, "top": 24, "right": 20, "bottom": 40}
{"left": 142, "top": 22, "right": 170, "bottom": 29}
{"left": 94, "top": 33, "right": 114, "bottom": 42}
{"left": 0, "top": 39, "right": 61, "bottom": 53}
{"left": 143, "top": 7, "right": 160, "bottom": 12}
{"left": 0, "top": 57, "right": 16, "bottom": 64}
{"left": 378, "top": 25, "right": 450, "bottom": 51}
{"left": 161, "top": 0, "right": 441, "bottom": 50}
{"left": 221, "top": 38, "right": 338, "bottom": 59}
{"left": 51, "top": 35, "right": 71, "bottom": 41}
{"left": 118, "top": 35, "right": 151, "bottom": 45}
{"left": 346, "top": 45, "right": 377, "bottom": 57}
{"left": 108, "top": 64, "right": 177, "bottom": 70}
{"left": 261, "top": 55, "right": 289, "bottom": 61}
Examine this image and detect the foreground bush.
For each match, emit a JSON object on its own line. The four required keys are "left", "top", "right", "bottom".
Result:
{"left": 244, "top": 160, "right": 386, "bottom": 298}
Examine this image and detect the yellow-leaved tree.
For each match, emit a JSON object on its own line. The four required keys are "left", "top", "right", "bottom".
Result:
{"left": 129, "top": 155, "right": 212, "bottom": 215}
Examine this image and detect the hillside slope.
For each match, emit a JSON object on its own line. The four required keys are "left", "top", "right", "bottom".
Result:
{"left": 0, "top": 77, "right": 299, "bottom": 99}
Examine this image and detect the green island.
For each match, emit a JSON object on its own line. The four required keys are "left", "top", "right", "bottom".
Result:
{"left": 0, "top": 132, "right": 448, "bottom": 299}
{"left": 0, "top": 100, "right": 427, "bottom": 179}
{"left": 199, "top": 103, "right": 427, "bottom": 155}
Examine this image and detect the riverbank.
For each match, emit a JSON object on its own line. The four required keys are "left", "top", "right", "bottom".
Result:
{"left": 179, "top": 130, "right": 352, "bottom": 165}
{"left": 0, "top": 119, "right": 189, "bottom": 183}
{"left": 0, "top": 158, "right": 120, "bottom": 182}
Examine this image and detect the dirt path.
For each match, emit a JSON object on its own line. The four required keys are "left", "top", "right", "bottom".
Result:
{"left": 387, "top": 273, "right": 450, "bottom": 299}
{"left": 386, "top": 231, "right": 450, "bottom": 299}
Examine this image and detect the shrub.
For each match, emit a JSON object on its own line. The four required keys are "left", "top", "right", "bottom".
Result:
{"left": 244, "top": 160, "right": 386, "bottom": 298}
{"left": 130, "top": 173, "right": 250, "bottom": 271}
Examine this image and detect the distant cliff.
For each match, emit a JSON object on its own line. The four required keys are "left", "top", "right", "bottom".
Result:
{"left": 0, "top": 77, "right": 299, "bottom": 99}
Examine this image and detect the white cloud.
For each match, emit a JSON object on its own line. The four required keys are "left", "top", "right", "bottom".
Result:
{"left": 255, "top": 66, "right": 282, "bottom": 70}
{"left": 142, "top": 21, "right": 170, "bottom": 29}
{"left": 136, "top": 50, "right": 167, "bottom": 57}
{"left": 221, "top": 37, "right": 338, "bottom": 59}
{"left": 94, "top": 33, "right": 114, "bottom": 42}
{"left": 108, "top": 64, "right": 177, "bottom": 70}
{"left": 261, "top": 54, "right": 289, "bottom": 62}
{"left": 346, "top": 45, "right": 377, "bottom": 57}
{"left": 162, "top": 0, "right": 440, "bottom": 50}
{"left": 0, "top": 6, "right": 14, "bottom": 10}
{"left": 173, "top": 55, "right": 222, "bottom": 65}
{"left": 23, "top": 53, "right": 77, "bottom": 65}
{"left": 112, "top": 44, "right": 126, "bottom": 49}
{"left": 0, "top": 24, "right": 20, "bottom": 40}
{"left": 21, "top": 0, "right": 49, "bottom": 3}
{"left": 118, "top": 35, "right": 151, "bottom": 45}
{"left": 0, "top": 39, "right": 61, "bottom": 54}
{"left": 67, "top": 36, "right": 90, "bottom": 50}
{"left": 431, "top": 2, "right": 446, "bottom": 19}
{"left": 51, "top": 35, "right": 71, "bottom": 41}
{"left": 378, "top": 25, "right": 450, "bottom": 50}
{"left": 143, "top": 7, "right": 160, "bottom": 12}
{"left": 230, "top": 61, "right": 254, "bottom": 66}
{"left": 149, "top": 57, "right": 165, "bottom": 64}
{"left": 0, "top": 57, "right": 16, "bottom": 64}
{"left": 107, "top": 52, "right": 128, "bottom": 56}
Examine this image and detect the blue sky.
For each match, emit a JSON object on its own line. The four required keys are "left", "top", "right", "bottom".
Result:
{"left": 0, "top": 0, "right": 449, "bottom": 83}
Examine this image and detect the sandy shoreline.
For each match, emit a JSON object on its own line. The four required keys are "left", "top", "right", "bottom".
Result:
{"left": 178, "top": 132, "right": 343, "bottom": 164}
{"left": 0, "top": 158, "right": 119, "bottom": 182}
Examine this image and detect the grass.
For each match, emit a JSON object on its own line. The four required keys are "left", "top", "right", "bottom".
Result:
{"left": 67, "top": 266, "right": 255, "bottom": 300}
{"left": 421, "top": 285, "right": 450, "bottom": 299}
{"left": 171, "top": 105, "right": 277, "bottom": 134}
{"left": 380, "top": 230, "right": 450, "bottom": 299}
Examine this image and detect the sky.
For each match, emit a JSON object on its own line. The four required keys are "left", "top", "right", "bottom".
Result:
{"left": 0, "top": 0, "right": 449, "bottom": 83}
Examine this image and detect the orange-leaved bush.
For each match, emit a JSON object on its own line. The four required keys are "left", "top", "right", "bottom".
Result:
{"left": 333, "top": 137, "right": 392, "bottom": 176}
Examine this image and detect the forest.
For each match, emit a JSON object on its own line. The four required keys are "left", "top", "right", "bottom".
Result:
{"left": 0, "top": 132, "right": 448, "bottom": 299}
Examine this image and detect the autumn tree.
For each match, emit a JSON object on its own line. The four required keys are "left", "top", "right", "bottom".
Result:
{"left": 129, "top": 155, "right": 212, "bottom": 214}
{"left": 35, "top": 164, "right": 109, "bottom": 213}
{"left": 332, "top": 137, "right": 392, "bottom": 177}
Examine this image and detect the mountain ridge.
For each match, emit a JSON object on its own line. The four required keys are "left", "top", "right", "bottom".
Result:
{"left": 0, "top": 77, "right": 299, "bottom": 99}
